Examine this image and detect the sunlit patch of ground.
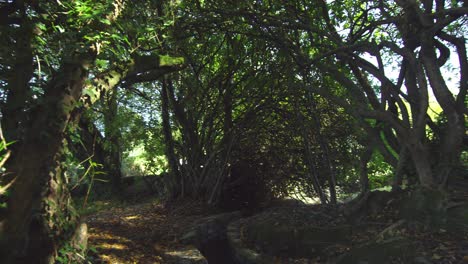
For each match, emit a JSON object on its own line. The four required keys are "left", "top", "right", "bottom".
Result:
{"left": 86, "top": 200, "right": 211, "bottom": 263}
{"left": 124, "top": 215, "right": 140, "bottom": 221}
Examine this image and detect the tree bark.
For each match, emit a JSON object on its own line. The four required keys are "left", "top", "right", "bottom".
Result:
{"left": 407, "top": 137, "right": 436, "bottom": 190}
{"left": 308, "top": 98, "right": 337, "bottom": 205}
{"left": 392, "top": 147, "right": 407, "bottom": 190}
{"left": 103, "top": 88, "right": 123, "bottom": 194}
{"left": 209, "top": 49, "right": 235, "bottom": 205}
{"left": 161, "top": 79, "right": 182, "bottom": 200}
{"left": 420, "top": 39, "right": 465, "bottom": 186}
{"left": 294, "top": 98, "right": 328, "bottom": 204}
{"left": 360, "top": 147, "right": 372, "bottom": 194}
{"left": 0, "top": 53, "right": 94, "bottom": 263}
{"left": 68, "top": 113, "right": 107, "bottom": 169}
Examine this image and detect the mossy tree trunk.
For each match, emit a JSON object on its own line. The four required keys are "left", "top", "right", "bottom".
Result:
{"left": 0, "top": 53, "right": 182, "bottom": 262}
{"left": 0, "top": 53, "right": 95, "bottom": 263}
{"left": 67, "top": 113, "right": 108, "bottom": 173}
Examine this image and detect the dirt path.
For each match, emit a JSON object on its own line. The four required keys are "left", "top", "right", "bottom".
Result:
{"left": 85, "top": 200, "right": 211, "bottom": 264}
{"left": 85, "top": 196, "right": 468, "bottom": 263}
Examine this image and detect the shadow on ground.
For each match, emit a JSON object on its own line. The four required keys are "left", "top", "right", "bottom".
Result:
{"left": 86, "top": 200, "right": 209, "bottom": 263}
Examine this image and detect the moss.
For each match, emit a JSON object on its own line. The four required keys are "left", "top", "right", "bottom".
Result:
{"left": 159, "top": 55, "right": 184, "bottom": 66}
{"left": 245, "top": 221, "right": 351, "bottom": 258}
{"left": 336, "top": 237, "right": 415, "bottom": 264}
{"left": 400, "top": 188, "right": 448, "bottom": 227}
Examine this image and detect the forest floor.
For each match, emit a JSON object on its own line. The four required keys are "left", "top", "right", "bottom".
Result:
{"left": 84, "top": 192, "right": 468, "bottom": 264}
{"left": 85, "top": 199, "right": 214, "bottom": 264}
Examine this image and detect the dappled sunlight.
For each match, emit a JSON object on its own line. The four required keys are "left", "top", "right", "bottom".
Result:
{"left": 86, "top": 200, "right": 209, "bottom": 263}
{"left": 164, "top": 248, "right": 207, "bottom": 261}
{"left": 88, "top": 230, "right": 133, "bottom": 244}
{"left": 98, "top": 242, "right": 129, "bottom": 250}
{"left": 124, "top": 215, "right": 140, "bottom": 221}
{"left": 1, "top": 0, "right": 465, "bottom": 263}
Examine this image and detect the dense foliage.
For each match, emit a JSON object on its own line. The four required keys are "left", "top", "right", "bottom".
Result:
{"left": 0, "top": 0, "right": 465, "bottom": 262}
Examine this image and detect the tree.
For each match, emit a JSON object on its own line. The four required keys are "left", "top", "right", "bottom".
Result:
{"left": 155, "top": 3, "right": 363, "bottom": 206}
{"left": 311, "top": 0, "right": 467, "bottom": 191}
{"left": 192, "top": 0, "right": 466, "bottom": 193}
{"left": 0, "top": 0, "right": 182, "bottom": 262}
{"left": 102, "top": 87, "right": 123, "bottom": 193}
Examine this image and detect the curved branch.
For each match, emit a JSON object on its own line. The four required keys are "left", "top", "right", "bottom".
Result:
{"left": 438, "top": 32, "right": 468, "bottom": 111}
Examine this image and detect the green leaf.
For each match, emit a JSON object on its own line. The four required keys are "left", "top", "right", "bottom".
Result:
{"left": 82, "top": 87, "right": 100, "bottom": 101}
{"left": 100, "top": 18, "right": 111, "bottom": 25}
{"left": 54, "top": 25, "right": 65, "bottom": 33}
{"left": 159, "top": 55, "right": 184, "bottom": 66}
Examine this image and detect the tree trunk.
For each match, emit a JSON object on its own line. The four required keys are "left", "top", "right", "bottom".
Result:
{"left": 392, "top": 147, "right": 408, "bottom": 190}
{"left": 305, "top": 90, "right": 337, "bottom": 204}
{"left": 68, "top": 113, "right": 107, "bottom": 169}
{"left": 436, "top": 118, "right": 464, "bottom": 185}
{"left": 0, "top": 20, "right": 34, "bottom": 188}
{"left": 407, "top": 138, "right": 436, "bottom": 190}
{"left": 359, "top": 147, "right": 372, "bottom": 194}
{"left": 165, "top": 79, "right": 203, "bottom": 197}
{"left": 1, "top": 21, "right": 33, "bottom": 143}
{"left": 0, "top": 53, "right": 94, "bottom": 264}
{"left": 103, "top": 88, "right": 123, "bottom": 194}
{"left": 420, "top": 36, "right": 466, "bottom": 187}
{"left": 207, "top": 72, "right": 234, "bottom": 205}
{"left": 294, "top": 99, "right": 328, "bottom": 204}
{"left": 161, "top": 79, "right": 182, "bottom": 200}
